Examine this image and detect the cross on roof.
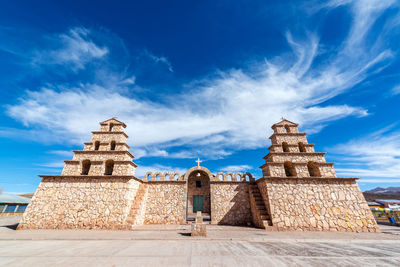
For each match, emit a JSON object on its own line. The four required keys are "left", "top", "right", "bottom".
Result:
{"left": 195, "top": 157, "right": 202, "bottom": 167}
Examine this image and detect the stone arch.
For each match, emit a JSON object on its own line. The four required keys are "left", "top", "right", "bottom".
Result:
{"left": 185, "top": 166, "right": 212, "bottom": 219}
{"left": 285, "top": 125, "right": 291, "bottom": 133}
{"left": 81, "top": 159, "right": 91, "bottom": 175}
{"left": 225, "top": 172, "right": 234, "bottom": 181}
{"left": 153, "top": 172, "right": 163, "bottom": 181}
{"left": 307, "top": 161, "right": 321, "bottom": 177}
{"left": 183, "top": 166, "right": 213, "bottom": 181}
{"left": 244, "top": 172, "right": 253, "bottom": 182}
{"left": 282, "top": 142, "right": 290, "bottom": 152}
{"left": 164, "top": 172, "right": 172, "bottom": 181}
{"left": 172, "top": 172, "right": 181, "bottom": 181}
{"left": 109, "top": 123, "right": 114, "bottom": 132}
{"left": 216, "top": 172, "right": 225, "bottom": 181}
{"left": 284, "top": 161, "right": 296, "bottom": 177}
{"left": 94, "top": 141, "right": 100, "bottom": 151}
{"left": 234, "top": 172, "right": 243, "bottom": 181}
{"left": 144, "top": 172, "right": 152, "bottom": 181}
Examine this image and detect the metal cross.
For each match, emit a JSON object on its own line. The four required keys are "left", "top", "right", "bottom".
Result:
{"left": 195, "top": 157, "right": 202, "bottom": 167}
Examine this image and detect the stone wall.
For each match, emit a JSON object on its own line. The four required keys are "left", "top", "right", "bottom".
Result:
{"left": 18, "top": 177, "right": 142, "bottom": 229}
{"left": 210, "top": 182, "right": 252, "bottom": 225}
{"left": 257, "top": 178, "right": 380, "bottom": 232}
{"left": 143, "top": 182, "right": 186, "bottom": 224}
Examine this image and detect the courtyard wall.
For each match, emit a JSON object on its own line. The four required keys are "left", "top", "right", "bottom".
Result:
{"left": 210, "top": 182, "right": 252, "bottom": 225}
{"left": 143, "top": 181, "right": 186, "bottom": 224}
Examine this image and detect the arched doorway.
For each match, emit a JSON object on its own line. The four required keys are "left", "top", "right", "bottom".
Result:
{"left": 185, "top": 166, "right": 212, "bottom": 221}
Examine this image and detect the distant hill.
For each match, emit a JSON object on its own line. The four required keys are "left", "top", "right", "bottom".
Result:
{"left": 363, "top": 187, "right": 400, "bottom": 201}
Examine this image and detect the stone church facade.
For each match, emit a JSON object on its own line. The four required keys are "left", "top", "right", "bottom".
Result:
{"left": 18, "top": 118, "right": 379, "bottom": 232}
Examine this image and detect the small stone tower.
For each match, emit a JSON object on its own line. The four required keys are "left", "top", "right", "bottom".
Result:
{"left": 62, "top": 118, "right": 137, "bottom": 176}
{"left": 18, "top": 118, "right": 142, "bottom": 230}
{"left": 256, "top": 119, "right": 379, "bottom": 232}
{"left": 260, "top": 119, "right": 336, "bottom": 178}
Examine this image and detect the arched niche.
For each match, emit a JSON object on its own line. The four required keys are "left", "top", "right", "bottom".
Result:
{"left": 185, "top": 166, "right": 212, "bottom": 219}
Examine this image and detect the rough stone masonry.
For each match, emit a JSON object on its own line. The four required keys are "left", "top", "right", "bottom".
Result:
{"left": 17, "top": 118, "right": 379, "bottom": 232}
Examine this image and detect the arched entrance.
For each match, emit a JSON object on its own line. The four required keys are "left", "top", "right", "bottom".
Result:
{"left": 185, "top": 166, "right": 212, "bottom": 221}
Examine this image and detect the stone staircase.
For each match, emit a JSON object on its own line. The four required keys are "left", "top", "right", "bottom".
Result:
{"left": 126, "top": 183, "right": 147, "bottom": 227}
{"left": 249, "top": 183, "right": 276, "bottom": 231}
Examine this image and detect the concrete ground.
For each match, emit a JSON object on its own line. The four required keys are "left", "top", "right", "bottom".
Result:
{"left": 1, "top": 216, "right": 400, "bottom": 266}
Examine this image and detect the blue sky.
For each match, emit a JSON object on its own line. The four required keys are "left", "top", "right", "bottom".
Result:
{"left": 1, "top": 0, "right": 400, "bottom": 193}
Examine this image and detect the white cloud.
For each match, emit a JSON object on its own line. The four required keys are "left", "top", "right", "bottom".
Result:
{"left": 219, "top": 165, "right": 252, "bottom": 172}
{"left": 38, "top": 162, "right": 65, "bottom": 168}
{"left": 392, "top": 85, "right": 400, "bottom": 95}
{"left": 32, "top": 27, "right": 108, "bottom": 70}
{"left": 142, "top": 49, "right": 174, "bottom": 72}
{"left": 358, "top": 179, "right": 400, "bottom": 184}
{"left": 330, "top": 126, "right": 400, "bottom": 179}
{"left": 47, "top": 150, "right": 74, "bottom": 157}
{"left": 4, "top": 1, "right": 399, "bottom": 160}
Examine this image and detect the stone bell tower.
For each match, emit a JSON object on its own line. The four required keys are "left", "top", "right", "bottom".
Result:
{"left": 62, "top": 118, "right": 137, "bottom": 176}
{"left": 260, "top": 119, "right": 336, "bottom": 178}
{"left": 18, "top": 118, "right": 142, "bottom": 230}
{"left": 256, "top": 119, "right": 379, "bottom": 232}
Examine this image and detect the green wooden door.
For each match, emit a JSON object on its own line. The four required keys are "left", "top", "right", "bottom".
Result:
{"left": 193, "top": 195, "right": 204, "bottom": 212}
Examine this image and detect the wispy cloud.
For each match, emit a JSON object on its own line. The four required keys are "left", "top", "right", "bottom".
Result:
{"left": 32, "top": 27, "right": 108, "bottom": 71}
{"left": 392, "top": 85, "right": 400, "bottom": 95}
{"left": 47, "top": 150, "right": 74, "bottom": 157}
{"left": 4, "top": 0, "right": 400, "bottom": 161}
{"left": 141, "top": 49, "right": 174, "bottom": 72}
{"left": 37, "top": 162, "right": 65, "bottom": 168}
{"left": 330, "top": 125, "right": 400, "bottom": 179}
{"left": 219, "top": 165, "right": 252, "bottom": 172}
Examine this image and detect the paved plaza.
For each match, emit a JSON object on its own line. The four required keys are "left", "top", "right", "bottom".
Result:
{"left": 1, "top": 216, "right": 400, "bottom": 266}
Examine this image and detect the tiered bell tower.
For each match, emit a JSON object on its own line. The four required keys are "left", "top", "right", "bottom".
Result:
{"left": 62, "top": 118, "right": 137, "bottom": 176}
{"left": 260, "top": 119, "right": 336, "bottom": 178}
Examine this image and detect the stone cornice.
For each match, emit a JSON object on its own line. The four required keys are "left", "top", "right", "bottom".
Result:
{"left": 84, "top": 142, "right": 130, "bottom": 149}
{"left": 260, "top": 162, "right": 334, "bottom": 168}
{"left": 256, "top": 177, "right": 359, "bottom": 183}
{"left": 114, "top": 161, "right": 138, "bottom": 167}
{"left": 263, "top": 152, "right": 326, "bottom": 159}
{"left": 100, "top": 118, "right": 127, "bottom": 127}
{"left": 268, "top": 143, "right": 314, "bottom": 149}
{"left": 39, "top": 175, "right": 144, "bottom": 183}
{"left": 64, "top": 160, "right": 80, "bottom": 164}
{"left": 269, "top": 133, "right": 306, "bottom": 139}
{"left": 73, "top": 150, "right": 135, "bottom": 159}
{"left": 210, "top": 180, "right": 249, "bottom": 184}
{"left": 146, "top": 180, "right": 186, "bottom": 184}
{"left": 91, "top": 131, "right": 129, "bottom": 138}
{"left": 271, "top": 119, "right": 299, "bottom": 128}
